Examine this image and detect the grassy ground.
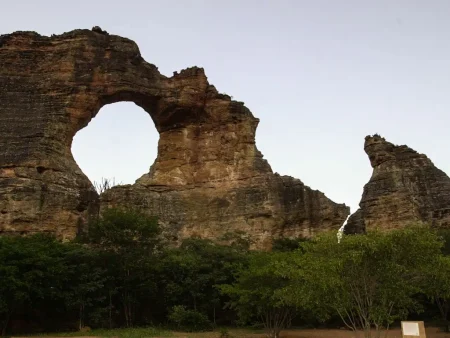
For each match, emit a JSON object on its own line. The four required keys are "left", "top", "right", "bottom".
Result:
{"left": 15, "top": 327, "right": 261, "bottom": 338}
{"left": 12, "top": 327, "right": 450, "bottom": 338}
{"left": 15, "top": 327, "right": 172, "bottom": 338}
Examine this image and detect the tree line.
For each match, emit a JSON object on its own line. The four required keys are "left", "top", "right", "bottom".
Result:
{"left": 0, "top": 208, "right": 449, "bottom": 338}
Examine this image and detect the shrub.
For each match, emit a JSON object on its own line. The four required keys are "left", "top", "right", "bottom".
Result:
{"left": 219, "top": 327, "right": 232, "bottom": 337}
{"left": 168, "top": 305, "right": 212, "bottom": 332}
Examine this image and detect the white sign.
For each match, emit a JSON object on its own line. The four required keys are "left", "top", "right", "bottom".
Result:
{"left": 402, "top": 322, "right": 420, "bottom": 336}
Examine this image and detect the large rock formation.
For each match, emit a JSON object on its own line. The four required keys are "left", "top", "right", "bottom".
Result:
{"left": 0, "top": 28, "right": 349, "bottom": 248}
{"left": 346, "top": 135, "right": 450, "bottom": 234}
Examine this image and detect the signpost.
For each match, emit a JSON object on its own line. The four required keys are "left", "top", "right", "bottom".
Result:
{"left": 401, "top": 321, "right": 426, "bottom": 338}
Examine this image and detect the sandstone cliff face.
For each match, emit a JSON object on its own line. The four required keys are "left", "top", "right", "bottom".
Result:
{"left": 0, "top": 28, "right": 349, "bottom": 248}
{"left": 346, "top": 135, "right": 450, "bottom": 234}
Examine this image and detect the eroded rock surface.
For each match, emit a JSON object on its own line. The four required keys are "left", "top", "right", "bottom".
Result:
{"left": 346, "top": 135, "right": 450, "bottom": 234}
{"left": 0, "top": 28, "right": 349, "bottom": 248}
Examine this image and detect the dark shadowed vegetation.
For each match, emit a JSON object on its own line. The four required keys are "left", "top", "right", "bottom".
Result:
{"left": 1, "top": 210, "right": 449, "bottom": 338}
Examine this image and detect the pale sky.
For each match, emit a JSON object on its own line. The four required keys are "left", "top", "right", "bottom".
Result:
{"left": 2, "top": 0, "right": 450, "bottom": 213}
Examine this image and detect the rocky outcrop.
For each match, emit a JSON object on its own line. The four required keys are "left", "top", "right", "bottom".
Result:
{"left": 346, "top": 135, "right": 450, "bottom": 234}
{"left": 0, "top": 28, "right": 349, "bottom": 248}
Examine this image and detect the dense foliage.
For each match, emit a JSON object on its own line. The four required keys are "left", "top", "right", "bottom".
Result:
{"left": 0, "top": 210, "right": 449, "bottom": 338}
{"left": 282, "top": 227, "right": 444, "bottom": 338}
{"left": 0, "top": 209, "right": 249, "bottom": 336}
{"left": 220, "top": 251, "right": 295, "bottom": 338}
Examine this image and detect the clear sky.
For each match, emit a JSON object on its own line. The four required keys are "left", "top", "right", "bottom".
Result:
{"left": 2, "top": 0, "right": 450, "bottom": 213}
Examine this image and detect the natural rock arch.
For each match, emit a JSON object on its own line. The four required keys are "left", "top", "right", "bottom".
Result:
{"left": 0, "top": 28, "right": 349, "bottom": 248}
{"left": 71, "top": 102, "right": 159, "bottom": 190}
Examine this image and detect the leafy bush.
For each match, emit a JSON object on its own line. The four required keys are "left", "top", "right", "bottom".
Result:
{"left": 219, "top": 251, "right": 296, "bottom": 338}
{"left": 159, "top": 237, "right": 249, "bottom": 326}
{"left": 168, "top": 305, "right": 212, "bottom": 331}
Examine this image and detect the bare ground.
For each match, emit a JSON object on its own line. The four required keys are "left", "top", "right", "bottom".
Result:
{"left": 173, "top": 328, "right": 450, "bottom": 338}
{"left": 276, "top": 328, "right": 450, "bottom": 338}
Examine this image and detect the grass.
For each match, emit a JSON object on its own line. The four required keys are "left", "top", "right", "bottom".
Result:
{"left": 23, "top": 327, "right": 262, "bottom": 338}
{"left": 29, "top": 327, "right": 174, "bottom": 337}
{"left": 13, "top": 326, "right": 450, "bottom": 338}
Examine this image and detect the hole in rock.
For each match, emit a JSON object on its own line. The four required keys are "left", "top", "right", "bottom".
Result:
{"left": 71, "top": 102, "right": 158, "bottom": 193}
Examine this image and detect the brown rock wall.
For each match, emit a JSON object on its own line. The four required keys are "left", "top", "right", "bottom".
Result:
{"left": 0, "top": 28, "right": 349, "bottom": 248}
{"left": 346, "top": 135, "right": 450, "bottom": 234}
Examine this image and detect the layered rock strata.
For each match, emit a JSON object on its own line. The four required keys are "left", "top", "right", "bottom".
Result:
{"left": 346, "top": 135, "right": 450, "bottom": 234}
{"left": 0, "top": 28, "right": 349, "bottom": 248}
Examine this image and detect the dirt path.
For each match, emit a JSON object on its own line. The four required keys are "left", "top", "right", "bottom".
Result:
{"left": 277, "top": 328, "right": 450, "bottom": 338}
{"left": 172, "top": 328, "right": 450, "bottom": 338}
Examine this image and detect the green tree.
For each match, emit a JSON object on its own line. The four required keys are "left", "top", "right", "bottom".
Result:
{"left": 0, "top": 235, "right": 71, "bottom": 336}
{"left": 159, "top": 238, "right": 248, "bottom": 325}
{"left": 84, "top": 208, "right": 161, "bottom": 327}
{"left": 284, "top": 226, "right": 443, "bottom": 338}
{"left": 423, "top": 255, "right": 450, "bottom": 331}
{"left": 0, "top": 235, "right": 32, "bottom": 336}
{"left": 168, "top": 305, "right": 212, "bottom": 331}
{"left": 63, "top": 246, "right": 107, "bottom": 330}
{"left": 220, "top": 251, "right": 295, "bottom": 338}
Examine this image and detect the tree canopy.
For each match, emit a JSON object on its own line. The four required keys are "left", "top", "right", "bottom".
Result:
{"left": 1, "top": 216, "right": 449, "bottom": 337}
{"left": 282, "top": 226, "right": 444, "bottom": 338}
